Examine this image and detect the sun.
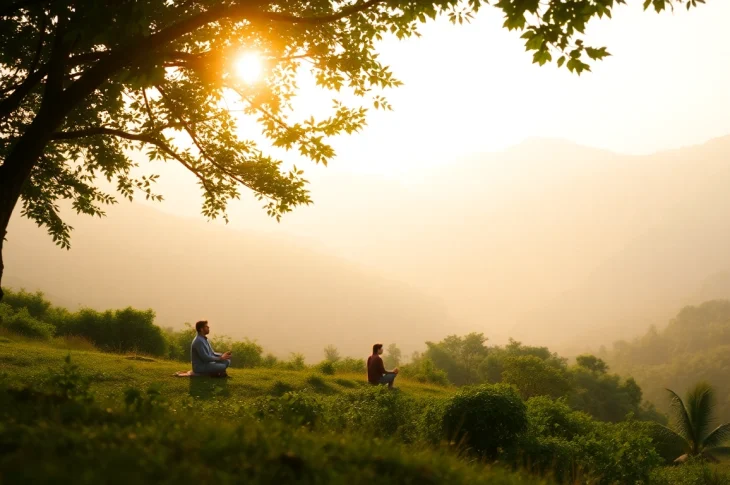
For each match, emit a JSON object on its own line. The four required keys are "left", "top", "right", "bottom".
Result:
{"left": 234, "top": 52, "right": 263, "bottom": 84}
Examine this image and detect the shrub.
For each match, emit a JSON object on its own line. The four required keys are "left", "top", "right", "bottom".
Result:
{"left": 649, "top": 458, "right": 730, "bottom": 485}
{"left": 400, "top": 356, "right": 450, "bottom": 386}
{"left": 574, "top": 420, "right": 662, "bottom": 484}
{"left": 59, "top": 307, "right": 167, "bottom": 356}
{"left": 250, "top": 391, "right": 324, "bottom": 428}
{"left": 325, "top": 386, "right": 420, "bottom": 442}
{"left": 278, "top": 353, "right": 307, "bottom": 371}
{"left": 261, "top": 353, "right": 279, "bottom": 367}
{"left": 210, "top": 336, "right": 264, "bottom": 368}
{"left": 442, "top": 384, "right": 527, "bottom": 457}
{"left": 316, "top": 360, "right": 336, "bottom": 375}
{"left": 417, "top": 397, "right": 449, "bottom": 444}
{"left": 0, "top": 304, "right": 55, "bottom": 339}
{"left": 1, "top": 288, "right": 52, "bottom": 319}
{"left": 508, "top": 397, "right": 593, "bottom": 482}
{"left": 334, "top": 357, "right": 365, "bottom": 374}
{"left": 511, "top": 397, "right": 662, "bottom": 484}
{"left": 164, "top": 324, "right": 194, "bottom": 361}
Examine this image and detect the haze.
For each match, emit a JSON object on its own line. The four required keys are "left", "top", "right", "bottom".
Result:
{"left": 5, "top": 2, "right": 730, "bottom": 360}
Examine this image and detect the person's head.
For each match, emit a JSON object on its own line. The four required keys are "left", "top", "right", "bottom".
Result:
{"left": 195, "top": 320, "right": 210, "bottom": 336}
{"left": 373, "top": 343, "right": 383, "bottom": 355}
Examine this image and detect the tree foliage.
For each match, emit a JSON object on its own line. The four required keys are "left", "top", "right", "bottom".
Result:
{"left": 0, "top": 0, "right": 707, "bottom": 297}
{"left": 501, "top": 355, "right": 570, "bottom": 400}
{"left": 384, "top": 342, "right": 401, "bottom": 368}
{"left": 324, "top": 344, "right": 341, "bottom": 363}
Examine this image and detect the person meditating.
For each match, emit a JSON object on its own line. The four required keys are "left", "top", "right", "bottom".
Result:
{"left": 191, "top": 320, "right": 231, "bottom": 377}
{"left": 367, "top": 343, "right": 399, "bottom": 388}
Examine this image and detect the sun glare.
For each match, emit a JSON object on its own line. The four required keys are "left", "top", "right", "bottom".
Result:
{"left": 234, "top": 52, "right": 263, "bottom": 84}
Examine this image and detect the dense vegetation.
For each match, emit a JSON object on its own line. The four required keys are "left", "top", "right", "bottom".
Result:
{"left": 3, "top": 287, "right": 730, "bottom": 483}
{"left": 402, "top": 332, "right": 662, "bottom": 423}
{"left": 601, "top": 300, "right": 730, "bottom": 423}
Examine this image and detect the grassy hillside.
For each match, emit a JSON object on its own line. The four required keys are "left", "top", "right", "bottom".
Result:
{"left": 5, "top": 332, "right": 730, "bottom": 483}
{"left": 0, "top": 335, "right": 450, "bottom": 406}
{"left": 0, "top": 336, "right": 545, "bottom": 485}
{"left": 3, "top": 287, "right": 729, "bottom": 485}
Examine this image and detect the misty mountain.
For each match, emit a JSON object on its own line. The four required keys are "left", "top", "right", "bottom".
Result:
{"left": 263, "top": 134, "right": 730, "bottom": 349}
{"left": 6, "top": 134, "right": 730, "bottom": 356}
{"left": 4, "top": 202, "right": 453, "bottom": 360}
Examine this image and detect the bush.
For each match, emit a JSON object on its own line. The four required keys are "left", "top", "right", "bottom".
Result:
{"left": 59, "top": 307, "right": 167, "bottom": 356}
{"left": 316, "top": 360, "right": 336, "bottom": 375}
{"left": 1, "top": 288, "right": 52, "bottom": 319}
{"left": 574, "top": 420, "right": 662, "bottom": 484}
{"left": 250, "top": 391, "right": 324, "bottom": 428}
{"left": 510, "top": 397, "right": 662, "bottom": 484}
{"left": 650, "top": 459, "right": 730, "bottom": 485}
{"left": 164, "top": 324, "right": 194, "bottom": 361}
{"left": 278, "top": 353, "right": 307, "bottom": 371}
{"left": 325, "top": 386, "right": 420, "bottom": 442}
{"left": 210, "top": 336, "right": 264, "bottom": 368}
{"left": 0, "top": 304, "right": 55, "bottom": 339}
{"left": 400, "top": 356, "right": 450, "bottom": 386}
{"left": 442, "top": 384, "right": 527, "bottom": 457}
{"left": 417, "top": 397, "right": 449, "bottom": 444}
{"left": 261, "top": 353, "right": 279, "bottom": 367}
{"left": 334, "top": 357, "right": 365, "bottom": 374}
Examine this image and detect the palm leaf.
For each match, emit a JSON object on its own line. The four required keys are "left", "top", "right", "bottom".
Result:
{"left": 703, "top": 423, "right": 730, "bottom": 449}
{"left": 666, "top": 388, "right": 696, "bottom": 445}
{"left": 685, "top": 382, "right": 716, "bottom": 443}
{"left": 656, "top": 423, "right": 691, "bottom": 456}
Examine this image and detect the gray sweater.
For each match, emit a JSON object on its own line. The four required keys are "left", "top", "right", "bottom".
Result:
{"left": 191, "top": 334, "right": 222, "bottom": 372}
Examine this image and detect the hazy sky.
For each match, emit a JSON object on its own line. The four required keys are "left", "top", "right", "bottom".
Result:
{"left": 142, "top": 1, "right": 730, "bottom": 187}
{"left": 8, "top": 2, "right": 730, "bottom": 354}
{"left": 133, "top": 1, "right": 730, "bottom": 231}
{"left": 286, "top": 1, "right": 730, "bottom": 178}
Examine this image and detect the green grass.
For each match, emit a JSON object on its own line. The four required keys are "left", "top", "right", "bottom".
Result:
{"left": 0, "top": 337, "right": 546, "bottom": 484}
{"left": 0, "top": 338, "right": 451, "bottom": 409}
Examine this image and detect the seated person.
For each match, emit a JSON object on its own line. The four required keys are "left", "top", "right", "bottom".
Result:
{"left": 191, "top": 320, "right": 231, "bottom": 377}
{"left": 367, "top": 343, "right": 399, "bottom": 388}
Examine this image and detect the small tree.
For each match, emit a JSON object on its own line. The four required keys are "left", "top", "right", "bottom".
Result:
{"left": 384, "top": 343, "right": 401, "bottom": 368}
{"left": 323, "top": 344, "right": 341, "bottom": 363}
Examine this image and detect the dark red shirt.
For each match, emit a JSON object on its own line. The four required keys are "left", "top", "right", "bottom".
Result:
{"left": 367, "top": 354, "right": 386, "bottom": 384}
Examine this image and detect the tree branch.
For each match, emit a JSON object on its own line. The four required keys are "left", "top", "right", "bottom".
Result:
{"left": 155, "top": 84, "right": 253, "bottom": 188}
{"left": 50, "top": 127, "right": 214, "bottom": 192}
{"left": 56, "top": 0, "right": 387, "bottom": 135}
{"left": 252, "top": 0, "right": 385, "bottom": 24}
{"left": 28, "top": 12, "right": 48, "bottom": 75}
{"left": 0, "top": 68, "right": 47, "bottom": 122}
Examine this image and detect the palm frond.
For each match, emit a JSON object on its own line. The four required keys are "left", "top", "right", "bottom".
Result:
{"left": 704, "top": 424, "right": 730, "bottom": 449}
{"left": 666, "top": 388, "right": 696, "bottom": 445}
{"left": 655, "top": 423, "right": 689, "bottom": 444}
{"left": 685, "top": 381, "right": 716, "bottom": 443}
